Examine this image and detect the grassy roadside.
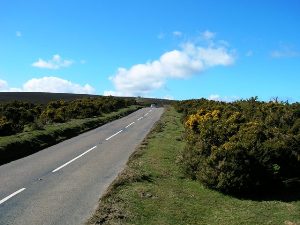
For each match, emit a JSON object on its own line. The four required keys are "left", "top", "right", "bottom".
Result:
{"left": 87, "top": 106, "right": 300, "bottom": 225}
{"left": 0, "top": 105, "right": 141, "bottom": 165}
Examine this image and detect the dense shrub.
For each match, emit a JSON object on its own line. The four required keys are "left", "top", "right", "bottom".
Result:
{"left": 0, "top": 116, "right": 14, "bottom": 136}
{"left": 0, "top": 106, "right": 140, "bottom": 165}
{"left": 0, "top": 97, "right": 136, "bottom": 136}
{"left": 0, "top": 101, "right": 41, "bottom": 135}
{"left": 176, "top": 98, "right": 300, "bottom": 195}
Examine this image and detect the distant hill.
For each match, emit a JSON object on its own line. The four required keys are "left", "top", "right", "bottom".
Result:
{"left": 0, "top": 92, "right": 174, "bottom": 106}
{"left": 135, "top": 96, "right": 174, "bottom": 107}
{"left": 0, "top": 92, "right": 98, "bottom": 104}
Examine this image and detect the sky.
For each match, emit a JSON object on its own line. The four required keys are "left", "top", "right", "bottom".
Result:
{"left": 0, "top": 0, "right": 300, "bottom": 102}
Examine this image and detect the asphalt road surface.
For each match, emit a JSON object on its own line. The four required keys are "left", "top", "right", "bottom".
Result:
{"left": 0, "top": 107, "right": 164, "bottom": 225}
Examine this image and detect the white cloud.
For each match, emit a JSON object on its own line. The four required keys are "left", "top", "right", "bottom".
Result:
{"left": 208, "top": 94, "right": 240, "bottom": 102}
{"left": 105, "top": 36, "right": 235, "bottom": 97}
{"left": 0, "top": 79, "right": 22, "bottom": 91}
{"left": 16, "top": 31, "right": 22, "bottom": 37}
{"left": 0, "top": 79, "right": 8, "bottom": 90}
{"left": 0, "top": 77, "right": 95, "bottom": 94}
{"left": 202, "top": 30, "right": 216, "bottom": 40}
{"left": 173, "top": 31, "right": 183, "bottom": 37}
{"left": 208, "top": 94, "right": 220, "bottom": 101}
{"left": 23, "top": 77, "right": 95, "bottom": 94}
{"left": 32, "top": 54, "right": 73, "bottom": 69}
{"left": 163, "top": 95, "right": 174, "bottom": 100}
{"left": 103, "top": 90, "right": 118, "bottom": 96}
{"left": 8, "top": 87, "right": 23, "bottom": 92}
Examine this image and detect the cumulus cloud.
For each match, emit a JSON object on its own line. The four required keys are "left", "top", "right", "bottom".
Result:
{"left": 105, "top": 35, "right": 235, "bottom": 97}
{"left": 0, "top": 79, "right": 22, "bottom": 91}
{"left": 0, "top": 77, "right": 95, "bottom": 94}
{"left": 32, "top": 54, "right": 73, "bottom": 69}
{"left": 23, "top": 77, "right": 95, "bottom": 93}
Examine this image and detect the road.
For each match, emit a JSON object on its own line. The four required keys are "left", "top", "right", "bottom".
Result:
{"left": 0, "top": 107, "right": 164, "bottom": 225}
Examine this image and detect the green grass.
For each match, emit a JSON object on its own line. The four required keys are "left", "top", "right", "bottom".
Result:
{"left": 87, "top": 106, "right": 300, "bottom": 225}
{"left": 0, "top": 106, "right": 141, "bottom": 165}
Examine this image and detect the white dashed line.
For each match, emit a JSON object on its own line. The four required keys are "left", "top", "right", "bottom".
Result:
{"left": 105, "top": 130, "right": 123, "bottom": 141}
{"left": 125, "top": 122, "right": 135, "bottom": 129}
{"left": 1, "top": 109, "right": 157, "bottom": 206}
{"left": 52, "top": 146, "right": 97, "bottom": 173}
{"left": 0, "top": 188, "right": 26, "bottom": 205}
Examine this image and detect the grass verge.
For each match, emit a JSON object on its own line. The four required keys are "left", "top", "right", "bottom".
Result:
{"left": 87, "top": 106, "right": 300, "bottom": 225}
{"left": 0, "top": 105, "right": 141, "bottom": 165}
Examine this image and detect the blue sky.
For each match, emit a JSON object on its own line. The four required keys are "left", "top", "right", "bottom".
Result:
{"left": 0, "top": 0, "right": 299, "bottom": 101}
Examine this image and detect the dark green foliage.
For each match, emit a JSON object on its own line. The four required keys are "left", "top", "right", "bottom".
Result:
{"left": 0, "top": 96, "right": 138, "bottom": 164}
{"left": 175, "top": 98, "right": 300, "bottom": 196}
{"left": 0, "top": 101, "right": 41, "bottom": 135}
{"left": 0, "top": 106, "right": 140, "bottom": 165}
{"left": 0, "top": 97, "right": 136, "bottom": 136}
{"left": 0, "top": 116, "right": 14, "bottom": 136}
{"left": 39, "top": 97, "right": 135, "bottom": 124}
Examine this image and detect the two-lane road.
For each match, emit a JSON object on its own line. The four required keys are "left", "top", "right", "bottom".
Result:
{"left": 0, "top": 107, "right": 164, "bottom": 225}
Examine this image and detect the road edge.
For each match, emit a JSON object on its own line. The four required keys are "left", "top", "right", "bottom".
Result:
{"left": 0, "top": 106, "right": 142, "bottom": 166}
{"left": 86, "top": 107, "right": 167, "bottom": 225}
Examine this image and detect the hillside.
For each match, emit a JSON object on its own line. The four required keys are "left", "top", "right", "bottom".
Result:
{"left": 0, "top": 92, "right": 97, "bottom": 104}
{"left": 0, "top": 92, "right": 173, "bottom": 106}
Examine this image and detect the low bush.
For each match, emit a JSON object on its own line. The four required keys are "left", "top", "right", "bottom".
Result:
{"left": 0, "top": 106, "right": 140, "bottom": 165}
{"left": 0, "top": 96, "right": 136, "bottom": 136}
{"left": 176, "top": 98, "right": 300, "bottom": 195}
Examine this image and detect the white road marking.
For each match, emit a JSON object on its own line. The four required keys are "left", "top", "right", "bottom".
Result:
{"left": 144, "top": 113, "right": 149, "bottom": 116}
{"left": 125, "top": 122, "right": 135, "bottom": 129}
{"left": 52, "top": 146, "right": 97, "bottom": 173}
{"left": 0, "top": 188, "right": 26, "bottom": 205}
{"left": 105, "top": 130, "right": 123, "bottom": 141}
{"left": 149, "top": 109, "right": 152, "bottom": 112}
{"left": 137, "top": 117, "right": 143, "bottom": 121}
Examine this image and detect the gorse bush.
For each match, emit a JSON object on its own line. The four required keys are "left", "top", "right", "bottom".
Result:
{"left": 0, "top": 106, "right": 140, "bottom": 165}
{"left": 175, "top": 98, "right": 300, "bottom": 195}
{"left": 39, "top": 97, "right": 135, "bottom": 124}
{"left": 0, "top": 101, "right": 42, "bottom": 135}
{"left": 0, "top": 97, "right": 136, "bottom": 136}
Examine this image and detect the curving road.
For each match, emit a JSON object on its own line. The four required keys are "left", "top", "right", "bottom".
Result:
{"left": 0, "top": 107, "right": 164, "bottom": 225}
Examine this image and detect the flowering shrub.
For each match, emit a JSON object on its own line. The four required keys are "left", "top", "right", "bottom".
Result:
{"left": 176, "top": 98, "right": 300, "bottom": 195}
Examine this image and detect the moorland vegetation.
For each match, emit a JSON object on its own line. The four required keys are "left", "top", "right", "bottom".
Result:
{"left": 0, "top": 96, "right": 135, "bottom": 136}
{"left": 175, "top": 97, "right": 300, "bottom": 195}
